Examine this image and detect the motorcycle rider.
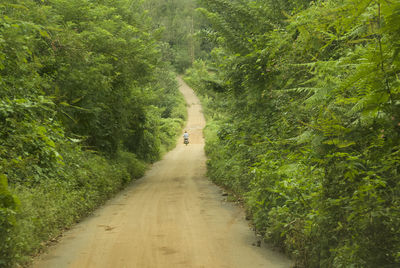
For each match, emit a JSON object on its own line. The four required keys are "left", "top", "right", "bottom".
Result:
{"left": 183, "top": 131, "right": 189, "bottom": 145}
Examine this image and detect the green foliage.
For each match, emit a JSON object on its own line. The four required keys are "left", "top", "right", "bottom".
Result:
{"left": 6, "top": 149, "right": 144, "bottom": 266}
{"left": 143, "top": 0, "right": 208, "bottom": 72}
{"left": 0, "top": 174, "right": 19, "bottom": 267}
{"left": 0, "top": 0, "right": 186, "bottom": 266}
{"left": 116, "top": 151, "right": 147, "bottom": 180}
{"left": 0, "top": 97, "right": 65, "bottom": 185}
{"left": 189, "top": 0, "right": 400, "bottom": 266}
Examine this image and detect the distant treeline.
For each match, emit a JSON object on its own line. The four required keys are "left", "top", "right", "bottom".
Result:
{"left": 143, "top": 0, "right": 212, "bottom": 72}
{"left": 186, "top": 0, "right": 400, "bottom": 267}
{"left": 0, "top": 0, "right": 186, "bottom": 266}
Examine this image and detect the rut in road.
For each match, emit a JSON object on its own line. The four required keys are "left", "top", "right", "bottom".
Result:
{"left": 33, "top": 78, "right": 292, "bottom": 268}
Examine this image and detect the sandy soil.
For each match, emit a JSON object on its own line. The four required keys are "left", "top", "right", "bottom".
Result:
{"left": 32, "top": 78, "right": 292, "bottom": 268}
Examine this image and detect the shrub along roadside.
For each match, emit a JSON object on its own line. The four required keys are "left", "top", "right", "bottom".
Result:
{"left": 6, "top": 150, "right": 145, "bottom": 266}
{"left": 0, "top": 84, "right": 186, "bottom": 267}
{"left": 0, "top": 0, "right": 187, "bottom": 266}
{"left": 186, "top": 0, "right": 400, "bottom": 266}
{"left": 1, "top": 108, "right": 186, "bottom": 268}
{"left": 184, "top": 49, "right": 400, "bottom": 267}
{"left": 1, "top": 83, "right": 185, "bottom": 267}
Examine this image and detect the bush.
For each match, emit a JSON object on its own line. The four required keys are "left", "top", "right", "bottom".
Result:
{"left": 0, "top": 0, "right": 187, "bottom": 266}
{"left": 116, "top": 151, "right": 147, "bottom": 180}
{"left": 0, "top": 175, "right": 19, "bottom": 267}
{"left": 3, "top": 148, "right": 146, "bottom": 267}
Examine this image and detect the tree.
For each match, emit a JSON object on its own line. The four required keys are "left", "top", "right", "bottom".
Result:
{"left": 188, "top": 0, "right": 400, "bottom": 266}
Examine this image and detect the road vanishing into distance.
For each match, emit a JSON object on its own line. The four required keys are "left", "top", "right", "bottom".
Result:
{"left": 33, "top": 78, "right": 292, "bottom": 268}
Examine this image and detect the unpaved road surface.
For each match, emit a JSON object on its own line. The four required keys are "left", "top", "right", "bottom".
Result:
{"left": 33, "top": 78, "right": 292, "bottom": 268}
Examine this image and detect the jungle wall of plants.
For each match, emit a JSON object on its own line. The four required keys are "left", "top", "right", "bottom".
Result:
{"left": 185, "top": 0, "right": 400, "bottom": 267}
{"left": 143, "top": 0, "right": 212, "bottom": 73}
{"left": 0, "top": 0, "right": 186, "bottom": 266}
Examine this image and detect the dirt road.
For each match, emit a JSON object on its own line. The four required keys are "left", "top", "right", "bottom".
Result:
{"left": 33, "top": 78, "right": 292, "bottom": 268}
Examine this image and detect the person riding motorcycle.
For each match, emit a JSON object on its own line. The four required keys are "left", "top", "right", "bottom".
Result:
{"left": 183, "top": 131, "right": 189, "bottom": 145}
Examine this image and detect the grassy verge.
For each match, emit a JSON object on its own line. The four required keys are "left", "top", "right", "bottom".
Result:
{"left": 6, "top": 150, "right": 145, "bottom": 266}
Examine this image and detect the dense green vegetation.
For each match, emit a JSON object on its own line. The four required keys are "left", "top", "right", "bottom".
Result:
{"left": 2, "top": 0, "right": 400, "bottom": 266}
{"left": 144, "top": 0, "right": 208, "bottom": 72}
{"left": 185, "top": 0, "right": 400, "bottom": 267}
{"left": 0, "top": 0, "right": 186, "bottom": 266}
{"left": 144, "top": 0, "right": 194, "bottom": 72}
